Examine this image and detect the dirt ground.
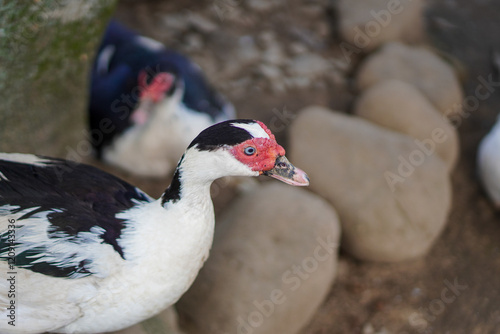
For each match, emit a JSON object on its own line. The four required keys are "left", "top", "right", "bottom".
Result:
{"left": 111, "top": 0, "right": 500, "bottom": 333}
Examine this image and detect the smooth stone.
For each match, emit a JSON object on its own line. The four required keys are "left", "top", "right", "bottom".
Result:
{"left": 354, "top": 79, "right": 460, "bottom": 171}
{"left": 289, "top": 106, "right": 452, "bottom": 262}
{"left": 177, "top": 182, "right": 341, "bottom": 334}
{"left": 356, "top": 42, "right": 464, "bottom": 118}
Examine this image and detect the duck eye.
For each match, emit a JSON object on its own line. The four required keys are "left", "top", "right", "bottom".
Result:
{"left": 244, "top": 146, "right": 256, "bottom": 156}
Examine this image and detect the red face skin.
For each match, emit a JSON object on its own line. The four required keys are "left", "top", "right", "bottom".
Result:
{"left": 138, "top": 71, "right": 174, "bottom": 102}
{"left": 230, "top": 122, "right": 286, "bottom": 173}
{"left": 131, "top": 72, "right": 174, "bottom": 124}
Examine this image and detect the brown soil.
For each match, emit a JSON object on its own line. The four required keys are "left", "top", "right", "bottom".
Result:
{"left": 112, "top": 0, "right": 500, "bottom": 333}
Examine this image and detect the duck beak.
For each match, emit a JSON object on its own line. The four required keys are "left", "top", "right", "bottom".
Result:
{"left": 263, "top": 155, "right": 310, "bottom": 186}
{"left": 131, "top": 99, "right": 154, "bottom": 125}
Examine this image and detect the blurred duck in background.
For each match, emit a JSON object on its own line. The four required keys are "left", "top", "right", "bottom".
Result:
{"left": 89, "top": 20, "right": 235, "bottom": 177}
{"left": 478, "top": 116, "right": 500, "bottom": 208}
{"left": 477, "top": 49, "right": 500, "bottom": 208}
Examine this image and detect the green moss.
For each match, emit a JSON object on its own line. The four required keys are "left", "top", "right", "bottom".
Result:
{"left": 0, "top": 0, "right": 116, "bottom": 157}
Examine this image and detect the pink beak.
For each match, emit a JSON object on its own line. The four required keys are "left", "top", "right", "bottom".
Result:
{"left": 263, "top": 156, "right": 309, "bottom": 186}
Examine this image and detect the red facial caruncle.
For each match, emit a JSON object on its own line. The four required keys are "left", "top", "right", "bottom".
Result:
{"left": 138, "top": 71, "right": 174, "bottom": 102}
{"left": 230, "top": 122, "right": 286, "bottom": 172}
{"left": 131, "top": 71, "right": 174, "bottom": 125}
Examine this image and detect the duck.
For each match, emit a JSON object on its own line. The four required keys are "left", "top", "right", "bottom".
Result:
{"left": 0, "top": 119, "right": 309, "bottom": 334}
{"left": 477, "top": 50, "right": 500, "bottom": 208}
{"left": 477, "top": 116, "right": 500, "bottom": 208}
{"left": 89, "top": 19, "right": 235, "bottom": 177}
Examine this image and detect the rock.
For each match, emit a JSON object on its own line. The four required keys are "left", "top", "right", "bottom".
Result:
{"left": 262, "top": 44, "right": 286, "bottom": 66}
{"left": 211, "top": 0, "right": 243, "bottom": 22}
{"left": 183, "top": 33, "right": 203, "bottom": 52}
{"left": 284, "top": 77, "right": 311, "bottom": 89}
{"left": 177, "top": 182, "right": 341, "bottom": 334}
{"left": 247, "top": 0, "right": 284, "bottom": 12}
{"left": 258, "top": 31, "right": 286, "bottom": 66}
{"left": 337, "top": 0, "right": 424, "bottom": 53}
{"left": 289, "top": 42, "right": 308, "bottom": 55}
{"left": 0, "top": 1, "right": 116, "bottom": 157}
{"left": 237, "top": 35, "right": 260, "bottom": 65}
{"left": 288, "top": 26, "right": 325, "bottom": 50}
{"left": 259, "top": 30, "right": 277, "bottom": 47}
{"left": 299, "top": 3, "right": 324, "bottom": 17}
{"left": 258, "top": 63, "right": 282, "bottom": 81}
{"left": 287, "top": 53, "right": 331, "bottom": 79}
{"left": 188, "top": 12, "right": 217, "bottom": 33}
{"left": 162, "top": 14, "right": 190, "bottom": 33}
{"left": 354, "top": 80, "right": 459, "bottom": 171}
{"left": 289, "top": 106, "right": 452, "bottom": 262}
{"left": 356, "top": 42, "right": 464, "bottom": 118}
{"left": 112, "top": 307, "right": 183, "bottom": 334}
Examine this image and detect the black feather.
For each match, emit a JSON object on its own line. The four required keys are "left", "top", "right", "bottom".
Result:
{"left": 161, "top": 155, "right": 184, "bottom": 205}
{"left": 0, "top": 155, "right": 150, "bottom": 277}
{"left": 188, "top": 119, "right": 255, "bottom": 151}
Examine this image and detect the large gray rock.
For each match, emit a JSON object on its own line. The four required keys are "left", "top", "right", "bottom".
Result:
{"left": 356, "top": 42, "right": 464, "bottom": 118}
{"left": 176, "top": 182, "right": 340, "bottom": 334}
{"left": 289, "top": 106, "right": 452, "bottom": 262}
{"left": 354, "top": 80, "right": 459, "bottom": 172}
{"left": 337, "top": 0, "right": 424, "bottom": 54}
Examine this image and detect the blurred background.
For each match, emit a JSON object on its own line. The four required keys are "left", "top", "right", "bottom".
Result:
{"left": 1, "top": 0, "right": 500, "bottom": 333}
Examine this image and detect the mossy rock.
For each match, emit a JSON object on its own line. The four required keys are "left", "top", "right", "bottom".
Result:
{"left": 0, "top": 0, "right": 116, "bottom": 157}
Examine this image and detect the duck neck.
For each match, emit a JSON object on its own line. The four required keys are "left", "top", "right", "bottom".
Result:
{"left": 160, "top": 146, "right": 257, "bottom": 209}
{"left": 160, "top": 150, "right": 215, "bottom": 210}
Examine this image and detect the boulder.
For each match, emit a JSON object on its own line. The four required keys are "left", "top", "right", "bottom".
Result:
{"left": 337, "top": 0, "right": 424, "bottom": 53}
{"left": 0, "top": 1, "right": 116, "bottom": 157}
{"left": 289, "top": 106, "right": 452, "bottom": 262}
{"left": 177, "top": 182, "right": 341, "bottom": 334}
{"left": 356, "top": 42, "right": 464, "bottom": 118}
{"left": 354, "top": 80, "right": 459, "bottom": 171}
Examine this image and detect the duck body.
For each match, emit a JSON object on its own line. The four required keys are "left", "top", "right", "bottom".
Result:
{"left": 89, "top": 20, "right": 235, "bottom": 177}
{"left": 478, "top": 118, "right": 500, "bottom": 207}
{"left": 0, "top": 154, "right": 214, "bottom": 333}
{"left": 0, "top": 120, "right": 309, "bottom": 333}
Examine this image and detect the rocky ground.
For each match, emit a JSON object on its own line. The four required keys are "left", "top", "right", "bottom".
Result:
{"left": 109, "top": 0, "right": 500, "bottom": 333}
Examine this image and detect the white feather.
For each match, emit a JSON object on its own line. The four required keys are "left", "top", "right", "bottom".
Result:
{"left": 135, "top": 36, "right": 165, "bottom": 52}
{"left": 0, "top": 153, "right": 49, "bottom": 166}
{"left": 232, "top": 121, "right": 270, "bottom": 139}
{"left": 0, "top": 206, "right": 122, "bottom": 279}
{"left": 95, "top": 45, "right": 115, "bottom": 74}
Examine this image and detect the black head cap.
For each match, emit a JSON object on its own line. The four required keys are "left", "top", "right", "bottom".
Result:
{"left": 188, "top": 119, "right": 257, "bottom": 151}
